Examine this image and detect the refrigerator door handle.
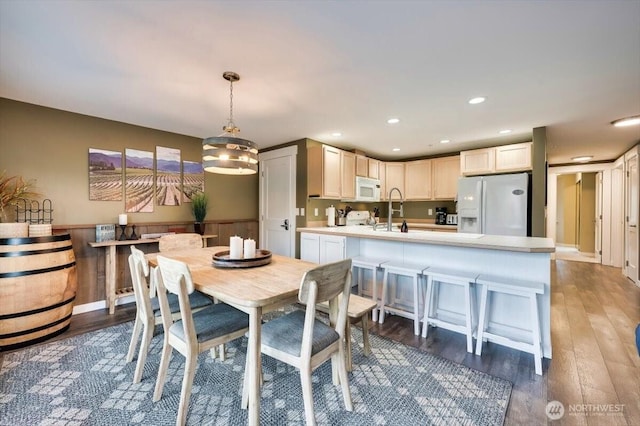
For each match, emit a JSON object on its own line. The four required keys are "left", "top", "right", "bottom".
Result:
{"left": 481, "top": 179, "right": 487, "bottom": 234}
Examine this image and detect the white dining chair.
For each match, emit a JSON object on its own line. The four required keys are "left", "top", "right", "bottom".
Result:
{"left": 125, "top": 246, "right": 212, "bottom": 384}
{"left": 153, "top": 255, "right": 250, "bottom": 426}
{"left": 256, "top": 258, "right": 353, "bottom": 425}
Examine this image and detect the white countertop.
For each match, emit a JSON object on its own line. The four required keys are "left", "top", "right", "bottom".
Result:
{"left": 297, "top": 225, "right": 555, "bottom": 253}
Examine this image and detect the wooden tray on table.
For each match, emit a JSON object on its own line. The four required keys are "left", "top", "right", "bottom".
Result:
{"left": 212, "top": 249, "right": 272, "bottom": 268}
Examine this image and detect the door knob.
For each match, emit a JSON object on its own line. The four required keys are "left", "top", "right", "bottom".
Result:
{"left": 281, "top": 219, "right": 289, "bottom": 230}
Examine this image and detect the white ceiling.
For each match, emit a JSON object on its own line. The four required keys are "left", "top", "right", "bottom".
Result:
{"left": 1, "top": 1, "right": 639, "bottom": 165}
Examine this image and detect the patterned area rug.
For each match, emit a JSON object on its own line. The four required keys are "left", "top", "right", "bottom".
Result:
{"left": 0, "top": 320, "right": 511, "bottom": 425}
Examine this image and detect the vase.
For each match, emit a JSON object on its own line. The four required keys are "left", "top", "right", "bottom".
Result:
{"left": 194, "top": 222, "right": 205, "bottom": 235}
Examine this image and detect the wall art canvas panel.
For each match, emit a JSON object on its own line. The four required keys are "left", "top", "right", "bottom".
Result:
{"left": 125, "top": 148, "right": 154, "bottom": 213}
{"left": 89, "top": 148, "right": 123, "bottom": 201}
{"left": 182, "top": 160, "right": 204, "bottom": 203}
{"left": 156, "top": 146, "right": 182, "bottom": 206}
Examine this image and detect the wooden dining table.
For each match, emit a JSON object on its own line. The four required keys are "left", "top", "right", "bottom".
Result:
{"left": 146, "top": 246, "right": 315, "bottom": 426}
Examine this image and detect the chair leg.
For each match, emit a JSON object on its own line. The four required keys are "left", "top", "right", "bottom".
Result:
{"left": 337, "top": 344, "right": 353, "bottom": 411}
{"left": 300, "top": 365, "right": 316, "bottom": 426}
{"left": 361, "top": 315, "right": 371, "bottom": 357}
{"left": 176, "top": 355, "right": 197, "bottom": 426}
{"left": 345, "top": 321, "right": 353, "bottom": 372}
{"left": 153, "top": 338, "right": 173, "bottom": 402}
{"left": 126, "top": 314, "right": 143, "bottom": 363}
{"left": 133, "top": 320, "right": 154, "bottom": 383}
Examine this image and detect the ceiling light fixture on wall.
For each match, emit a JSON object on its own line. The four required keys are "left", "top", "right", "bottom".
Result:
{"left": 611, "top": 115, "right": 640, "bottom": 127}
{"left": 202, "top": 72, "right": 258, "bottom": 175}
{"left": 571, "top": 156, "right": 593, "bottom": 163}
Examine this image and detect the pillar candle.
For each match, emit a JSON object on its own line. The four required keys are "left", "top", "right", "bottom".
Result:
{"left": 229, "top": 236, "right": 243, "bottom": 259}
{"left": 118, "top": 214, "right": 128, "bottom": 225}
{"left": 243, "top": 239, "right": 256, "bottom": 259}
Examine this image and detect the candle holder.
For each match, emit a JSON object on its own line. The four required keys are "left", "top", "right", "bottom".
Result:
{"left": 128, "top": 224, "right": 138, "bottom": 240}
{"left": 118, "top": 224, "right": 127, "bottom": 241}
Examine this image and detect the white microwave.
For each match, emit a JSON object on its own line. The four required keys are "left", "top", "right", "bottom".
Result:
{"left": 355, "top": 176, "right": 381, "bottom": 202}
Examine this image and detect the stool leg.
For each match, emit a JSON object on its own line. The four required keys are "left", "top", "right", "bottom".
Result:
{"left": 530, "top": 293, "right": 543, "bottom": 375}
{"left": 421, "top": 276, "right": 434, "bottom": 338}
{"left": 412, "top": 274, "right": 420, "bottom": 336}
{"left": 371, "top": 267, "right": 379, "bottom": 322}
{"left": 464, "top": 282, "right": 473, "bottom": 353}
{"left": 475, "top": 284, "right": 489, "bottom": 356}
{"left": 379, "top": 269, "right": 389, "bottom": 324}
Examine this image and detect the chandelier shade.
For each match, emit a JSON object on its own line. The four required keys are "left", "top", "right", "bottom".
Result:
{"left": 203, "top": 71, "right": 258, "bottom": 175}
{"left": 202, "top": 136, "right": 258, "bottom": 175}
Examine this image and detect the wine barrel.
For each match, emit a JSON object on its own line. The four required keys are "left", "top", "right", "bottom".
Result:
{"left": 0, "top": 233, "right": 77, "bottom": 350}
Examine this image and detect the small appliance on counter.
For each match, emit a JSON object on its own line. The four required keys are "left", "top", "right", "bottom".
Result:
{"left": 345, "top": 210, "right": 372, "bottom": 226}
{"left": 446, "top": 214, "right": 458, "bottom": 225}
{"left": 435, "top": 207, "right": 448, "bottom": 225}
{"left": 336, "top": 209, "right": 347, "bottom": 226}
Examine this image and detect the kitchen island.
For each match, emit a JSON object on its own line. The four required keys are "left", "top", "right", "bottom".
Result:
{"left": 298, "top": 226, "right": 555, "bottom": 358}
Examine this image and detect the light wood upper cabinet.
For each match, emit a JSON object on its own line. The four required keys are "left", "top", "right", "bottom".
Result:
{"left": 368, "top": 158, "right": 380, "bottom": 179}
{"left": 495, "top": 142, "right": 532, "bottom": 172}
{"left": 405, "top": 160, "right": 432, "bottom": 200}
{"left": 379, "top": 161, "right": 387, "bottom": 199}
{"left": 356, "top": 155, "right": 368, "bottom": 177}
{"left": 307, "top": 145, "right": 342, "bottom": 198}
{"left": 432, "top": 155, "right": 460, "bottom": 200}
{"left": 460, "top": 147, "right": 495, "bottom": 176}
{"left": 384, "top": 162, "right": 405, "bottom": 199}
{"left": 461, "top": 142, "right": 532, "bottom": 176}
{"left": 341, "top": 151, "right": 356, "bottom": 199}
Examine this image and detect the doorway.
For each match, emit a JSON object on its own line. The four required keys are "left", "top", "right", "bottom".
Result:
{"left": 555, "top": 172, "right": 598, "bottom": 263}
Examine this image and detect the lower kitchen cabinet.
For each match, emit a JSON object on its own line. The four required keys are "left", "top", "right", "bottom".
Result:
{"left": 299, "top": 232, "right": 359, "bottom": 263}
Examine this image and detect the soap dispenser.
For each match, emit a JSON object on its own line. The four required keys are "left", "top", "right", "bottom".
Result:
{"left": 400, "top": 220, "right": 408, "bottom": 233}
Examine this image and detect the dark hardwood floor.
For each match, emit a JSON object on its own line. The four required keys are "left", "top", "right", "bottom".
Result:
{"left": 3, "top": 260, "right": 639, "bottom": 425}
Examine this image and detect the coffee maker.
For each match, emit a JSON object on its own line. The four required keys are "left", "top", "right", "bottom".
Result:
{"left": 435, "top": 207, "right": 448, "bottom": 225}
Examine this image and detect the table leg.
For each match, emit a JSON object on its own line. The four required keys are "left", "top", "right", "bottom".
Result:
{"left": 106, "top": 245, "right": 116, "bottom": 315}
{"left": 247, "top": 307, "right": 262, "bottom": 426}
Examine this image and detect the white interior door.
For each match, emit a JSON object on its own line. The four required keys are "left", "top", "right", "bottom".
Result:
{"left": 259, "top": 146, "right": 297, "bottom": 257}
{"left": 625, "top": 153, "right": 638, "bottom": 283}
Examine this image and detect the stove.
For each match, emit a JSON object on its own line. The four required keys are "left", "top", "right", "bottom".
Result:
{"left": 345, "top": 210, "right": 372, "bottom": 226}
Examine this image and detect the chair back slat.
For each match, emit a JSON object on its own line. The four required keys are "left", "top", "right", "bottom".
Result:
{"left": 299, "top": 259, "right": 352, "bottom": 305}
{"left": 159, "top": 233, "right": 203, "bottom": 252}
{"left": 129, "top": 246, "right": 153, "bottom": 319}
{"left": 156, "top": 255, "right": 197, "bottom": 343}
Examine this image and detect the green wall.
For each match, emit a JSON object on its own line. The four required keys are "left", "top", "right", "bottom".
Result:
{"left": 0, "top": 98, "right": 258, "bottom": 226}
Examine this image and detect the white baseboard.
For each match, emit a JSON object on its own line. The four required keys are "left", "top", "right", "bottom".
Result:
{"left": 72, "top": 295, "right": 136, "bottom": 315}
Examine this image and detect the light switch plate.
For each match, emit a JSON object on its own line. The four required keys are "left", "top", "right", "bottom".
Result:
{"left": 428, "top": 208, "right": 433, "bottom": 216}
{"left": 300, "top": 208, "right": 305, "bottom": 216}
{"left": 314, "top": 208, "right": 318, "bottom": 216}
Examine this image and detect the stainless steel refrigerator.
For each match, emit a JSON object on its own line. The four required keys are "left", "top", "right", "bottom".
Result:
{"left": 457, "top": 172, "right": 529, "bottom": 236}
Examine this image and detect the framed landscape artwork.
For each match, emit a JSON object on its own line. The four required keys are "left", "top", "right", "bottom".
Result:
{"left": 125, "top": 148, "right": 154, "bottom": 213}
{"left": 182, "top": 160, "right": 204, "bottom": 203}
{"left": 156, "top": 146, "right": 181, "bottom": 206}
{"left": 88, "top": 148, "right": 122, "bottom": 201}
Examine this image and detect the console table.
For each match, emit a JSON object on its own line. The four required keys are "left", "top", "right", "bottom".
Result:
{"left": 89, "top": 234, "right": 218, "bottom": 314}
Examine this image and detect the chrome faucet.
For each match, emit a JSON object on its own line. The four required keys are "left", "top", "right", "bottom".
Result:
{"left": 387, "top": 187, "right": 404, "bottom": 231}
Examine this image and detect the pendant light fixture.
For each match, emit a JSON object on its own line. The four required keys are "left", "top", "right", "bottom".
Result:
{"left": 202, "top": 71, "right": 258, "bottom": 175}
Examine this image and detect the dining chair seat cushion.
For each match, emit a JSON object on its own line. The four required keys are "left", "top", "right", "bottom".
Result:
{"left": 262, "top": 310, "right": 339, "bottom": 357}
{"left": 168, "top": 303, "right": 249, "bottom": 343}
{"left": 150, "top": 291, "right": 212, "bottom": 315}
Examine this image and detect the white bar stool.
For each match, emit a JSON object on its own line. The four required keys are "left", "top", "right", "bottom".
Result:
{"left": 475, "top": 274, "right": 544, "bottom": 375}
{"left": 351, "top": 256, "right": 389, "bottom": 322}
{"left": 379, "top": 260, "right": 429, "bottom": 335}
{"left": 421, "top": 267, "right": 478, "bottom": 353}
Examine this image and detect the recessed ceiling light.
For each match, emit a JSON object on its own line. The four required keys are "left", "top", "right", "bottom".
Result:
{"left": 468, "top": 97, "right": 486, "bottom": 105}
{"left": 331, "top": 132, "right": 342, "bottom": 137}
{"left": 440, "top": 139, "right": 450, "bottom": 144}
{"left": 498, "top": 129, "right": 512, "bottom": 134}
{"left": 387, "top": 118, "right": 400, "bottom": 124}
{"left": 571, "top": 156, "right": 593, "bottom": 163}
{"left": 612, "top": 115, "right": 640, "bottom": 127}
{"left": 392, "top": 148, "right": 400, "bottom": 152}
